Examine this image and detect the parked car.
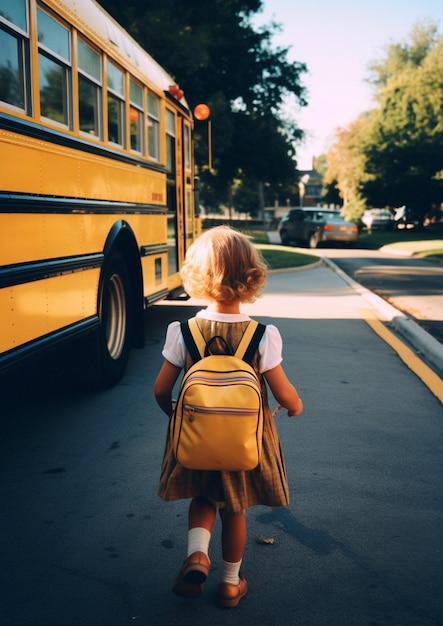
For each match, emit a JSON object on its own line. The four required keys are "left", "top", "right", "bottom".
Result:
{"left": 278, "top": 208, "right": 358, "bottom": 248}
{"left": 393, "top": 205, "right": 422, "bottom": 230}
{"left": 361, "top": 209, "right": 393, "bottom": 230}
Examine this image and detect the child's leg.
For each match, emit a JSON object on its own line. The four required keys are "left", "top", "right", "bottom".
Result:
{"left": 187, "top": 496, "right": 217, "bottom": 556}
{"left": 189, "top": 496, "right": 217, "bottom": 532}
{"left": 218, "top": 508, "right": 248, "bottom": 607}
{"left": 172, "top": 496, "right": 216, "bottom": 598}
{"left": 219, "top": 508, "right": 246, "bottom": 564}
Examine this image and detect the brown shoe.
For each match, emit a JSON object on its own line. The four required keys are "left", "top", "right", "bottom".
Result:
{"left": 172, "top": 551, "right": 210, "bottom": 598}
{"left": 217, "top": 573, "right": 248, "bottom": 608}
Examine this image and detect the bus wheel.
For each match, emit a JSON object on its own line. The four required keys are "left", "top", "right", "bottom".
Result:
{"left": 97, "top": 251, "right": 132, "bottom": 388}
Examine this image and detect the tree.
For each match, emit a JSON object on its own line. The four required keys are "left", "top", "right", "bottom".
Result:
{"left": 325, "top": 20, "right": 443, "bottom": 220}
{"left": 220, "top": 111, "right": 302, "bottom": 215}
{"left": 313, "top": 154, "right": 341, "bottom": 207}
{"left": 363, "top": 26, "right": 443, "bottom": 211}
{"left": 325, "top": 116, "right": 369, "bottom": 207}
{"left": 367, "top": 20, "right": 439, "bottom": 91}
{"left": 99, "top": 0, "right": 307, "bottom": 208}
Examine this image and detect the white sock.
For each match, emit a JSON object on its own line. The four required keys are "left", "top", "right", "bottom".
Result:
{"left": 187, "top": 527, "right": 211, "bottom": 557}
{"left": 221, "top": 559, "right": 242, "bottom": 585}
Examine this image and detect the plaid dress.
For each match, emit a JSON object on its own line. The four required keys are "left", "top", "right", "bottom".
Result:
{"left": 157, "top": 319, "right": 289, "bottom": 513}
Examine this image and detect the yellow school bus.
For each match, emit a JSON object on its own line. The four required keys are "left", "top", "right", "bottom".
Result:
{"left": 0, "top": 0, "right": 200, "bottom": 386}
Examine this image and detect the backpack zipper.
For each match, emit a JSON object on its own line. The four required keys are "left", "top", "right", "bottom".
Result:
{"left": 184, "top": 404, "right": 259, "bottom": 417}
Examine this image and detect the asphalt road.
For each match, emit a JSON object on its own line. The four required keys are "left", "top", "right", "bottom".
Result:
{"left": 318, "top": 247, "right": 443, "bottom": 344}
{"left": 1, "top": 266, "right": 442, "bottom": 625}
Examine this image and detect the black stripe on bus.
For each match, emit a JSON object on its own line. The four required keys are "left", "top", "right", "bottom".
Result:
{"left": 0, "top": 253, "right": 103, "bottom": 289}
{"left": 0, "top": 193, "right": 168, "bottom": 215}
{"left": 144, "top": 288, "right": 170, "bottom": 306}
{"left": 164, "top": 90, "right": 191, "bottom": 115}
{"left": 140, "top": 244, "right": 168, "bottom": 257}
{"left": 1, "top": 243, "right": 169, "bottom": 288}
{"left": 0, "top": 316, "right": 98, "bottom": 373}
{"left": 0, "top": 112, "right": 167, "bottom": 173}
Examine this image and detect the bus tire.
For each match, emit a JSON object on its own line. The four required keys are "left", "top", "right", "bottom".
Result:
{"left": 97, "top": 250, "right": 132, "bottom": 388}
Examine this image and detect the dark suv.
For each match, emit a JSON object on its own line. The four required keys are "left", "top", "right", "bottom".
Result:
{"left": 278, "top": 208, "right": 358, "bottom": 248}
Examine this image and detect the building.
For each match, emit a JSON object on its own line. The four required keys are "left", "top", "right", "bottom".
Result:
{"left": 264, "top": 168, "right": 324, "bottom": 226}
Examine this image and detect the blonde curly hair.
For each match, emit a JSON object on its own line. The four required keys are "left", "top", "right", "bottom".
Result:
{"left": 180, "top": 226, "right": 267, "bottom": 303}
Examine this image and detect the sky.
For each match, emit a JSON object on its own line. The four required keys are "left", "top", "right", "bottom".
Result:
{"left": 253, "top": 0, "right": 443, "bottom": 170}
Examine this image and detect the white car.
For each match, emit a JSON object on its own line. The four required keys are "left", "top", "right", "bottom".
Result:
{"left": 361, "top": 209, "right": 394, "bottom": 230}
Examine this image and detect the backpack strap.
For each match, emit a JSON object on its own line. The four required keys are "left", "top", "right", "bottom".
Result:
{"left": 180, "top": 318, "right": 205, "bottom": 363}
{"left": 181, "top": 318, "right": 266, "bottom": 365}
{"left": 235, "top": 321, "right": 266, "bottom": 364}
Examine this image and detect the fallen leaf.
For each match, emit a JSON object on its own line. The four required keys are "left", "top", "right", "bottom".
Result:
{"left": 256, "top": 536, "right": 275, "bottom": 545}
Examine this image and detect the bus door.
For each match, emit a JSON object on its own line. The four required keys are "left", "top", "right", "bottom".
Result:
{"left": 182, "top": 119, "right": 195, "bottom": 253}
{"left": 165, "top": 108, "right": 194, "bottom": 282}
{"left": 166, "top": 108, "right": 178, "bottom": 278}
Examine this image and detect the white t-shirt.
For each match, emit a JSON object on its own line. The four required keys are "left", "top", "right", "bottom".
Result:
{"left": 161, "top": 310, "right": 283, "bottom": 374}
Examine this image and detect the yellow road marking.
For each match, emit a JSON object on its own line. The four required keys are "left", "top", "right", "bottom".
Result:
{"left": 361, "top": 308, "right": 443, "bottom": 404}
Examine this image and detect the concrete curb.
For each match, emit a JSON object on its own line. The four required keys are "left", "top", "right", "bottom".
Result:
{"left": 379, "top": 245, "right": 414, "bottom": 257}
{"left": 381, "top": 245, "right": 443, "bottom": 265}
{"left": 321, "top": 256, "right": 443, "bottom": 377}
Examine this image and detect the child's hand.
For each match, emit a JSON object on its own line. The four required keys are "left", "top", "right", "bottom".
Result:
{"left": 273, "top": 398, "right": 303, "bottom": 417}
{"left": 289, "top": 397, "right": 303, "bottom": 416}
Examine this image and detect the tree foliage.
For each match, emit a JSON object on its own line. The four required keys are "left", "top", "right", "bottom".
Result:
{"left": 325, "top": 116, "right": 369, "bottom": 206}
{"left": 325, "top": 20, "right": 443, "bottom": 219}
{"left": 367, "top": 20, "right": 439, "bottom": 92}
{"left": 99, "top": 0, "right": 307, "bottom": 209}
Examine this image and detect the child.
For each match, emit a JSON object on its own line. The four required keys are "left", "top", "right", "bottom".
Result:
{"left": 154, "top": 226, "right": 303, "bottom": 608}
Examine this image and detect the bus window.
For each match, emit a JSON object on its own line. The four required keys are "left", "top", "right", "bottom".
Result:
{"left": 78, "top": 38, "right": 102, "bottom": 138}
{"left": 129, "top": 78, "right": 143, "bottom": 153}
{"left": 0, "top": 0, "right": 27, "bottom": 30}
{"left": 147, "top": 91, "right": 159, "bottom": 160}
{"left": 166, "top": 108, "right": 176, "bottom": 173}
{"left": 37, "top": 8, "right": 71, "bottom": 126}
{"left": 0, "top": 0, "right": 29, "bottom": 111}
{"left": 107, "top": 60, "right": 125, "bottom": 146}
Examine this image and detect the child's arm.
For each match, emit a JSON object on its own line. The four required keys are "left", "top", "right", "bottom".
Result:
{"left": 154, "top": 360, "right": 182, "bottom": 417}
{"left": 263, "top": 364, "right": 303, "bottom": 417}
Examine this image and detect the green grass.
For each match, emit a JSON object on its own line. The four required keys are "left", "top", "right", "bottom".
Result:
{"left": 245, "top": 230, "right": 320, "bottom": 269}
{"left": 257, "top": 244, "right": 318, "bottom": 270}
{"left": 360, "top": 228, "right": 443, "bottom": 260}
{"left": 247, "top": 227, "right": 443, "bottom": 269}
{"left": 246, "top": 230, "right": 269, "bottom": 244}
{"left": 420, "top": 248, "right": 443, "bottom": 259}
{"left": 357, "top": 227, "right": 442, "bottom": 249}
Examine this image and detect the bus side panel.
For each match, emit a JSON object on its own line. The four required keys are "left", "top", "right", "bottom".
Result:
{"left": 0, "top": 128, "right": 166, "bottom": 205}
{"left": 1, "top": 211, "right": 173, "bottom": 294}
{"left": 0, "top": 269, "right": 99, "bottom": 353}
{"left": 0, "top": 0, "right": 197, "bottom": 384}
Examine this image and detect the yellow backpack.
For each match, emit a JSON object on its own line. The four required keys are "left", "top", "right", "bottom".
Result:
{"left": 170, "top": 318, "right": 266, "bottom": 471}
